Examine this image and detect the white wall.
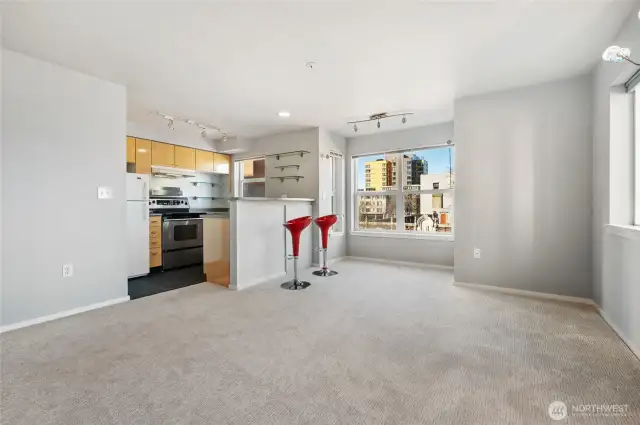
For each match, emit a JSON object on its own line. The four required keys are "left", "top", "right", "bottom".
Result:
{"left": 346, "top": 123, "right": 455, "bottom": 266}
{"left": 1, "top": 49, "right": 128, "bottom": 326}
{"left": 229, "top": 200, "right": 313, "bottom": 290}
{"left": 592, "top": 6, "right": 640, "bottom": 356}
{"left": 454, "top": 75, "right": 593, "bottom": 298}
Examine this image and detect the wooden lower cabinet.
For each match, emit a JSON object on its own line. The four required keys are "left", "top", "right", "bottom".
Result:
{"left": 150, "top": 216, "right": 162, "bottom": 267}
{"left": 149, "top": 248, "right": 162, "bottom": 268}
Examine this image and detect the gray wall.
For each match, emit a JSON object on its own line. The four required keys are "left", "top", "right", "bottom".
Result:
{"left": 1, "top": 49, "right": 128, "bottom": 326}
{"left": 346, "top": 123, "right": 455, "bottom": 266}
{"left": 454, "top": 76, "right": 593, "bottom": 298}
{"left": 592, "top": 6, "right": 640, "bottom": 354}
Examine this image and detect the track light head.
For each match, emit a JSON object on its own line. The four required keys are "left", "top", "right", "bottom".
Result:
{"left": 201, "top": 130, "right": 207, "bottom": 138}
{"left": 223, "top": 134, "right": 228, "bottom": 142}
{"left": 353, "top": 123, "right": 358, "bottom": 133}
{"left": 167, "top": 119, "right": 174, "bottom": 130}
{"left": 377, "top": 120, "right": 381, "bottom": 129}
{"left": 402, "top": 115, "right": 407, "bottom": 124}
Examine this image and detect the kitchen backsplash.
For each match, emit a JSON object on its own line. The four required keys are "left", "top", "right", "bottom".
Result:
{"left": 150, "top": 172, "right": 229, "bottom": 209}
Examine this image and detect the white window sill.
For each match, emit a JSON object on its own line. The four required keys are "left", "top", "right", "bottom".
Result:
{"left": 605, "top": 224, "right": 640, "bottom": 242}
{"left": 330, "top": 232, "right": 345, "bottom": 238}
{"left": 350, "top": 231, "right": 454, "bottom": 241}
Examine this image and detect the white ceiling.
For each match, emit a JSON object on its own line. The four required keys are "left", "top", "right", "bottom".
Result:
{"left": 1, "top": 1, "right": 636, "bottom": 139}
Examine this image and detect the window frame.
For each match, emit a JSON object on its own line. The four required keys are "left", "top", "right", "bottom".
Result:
{"left": 234, "top": 157, "right": 266, "bottom": 198}
{"left": 350, "top": 144, "right": 455, "bottom": 241}
{"left": 329, "top": 152, "right": 345, "bottom": 234}
{"left": 634, "top": 89, "right": 639, "bottom": 226}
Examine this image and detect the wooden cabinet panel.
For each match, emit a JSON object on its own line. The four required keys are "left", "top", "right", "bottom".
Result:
{"left": 150, "top": 216, "right": 162, "bottom": 227}
{"left": 149, "top": 239, "right": 162, "bottom": 250}
{"left": 135, "top": 138, "right": 152, "bottom": 174}
{"left": 151, "top": 141, "right": 175, "bottom": 167}
{"left": 174, "top": 146, "right": 195, "bottom": 170}
{"left": 126, "top": 137, "right": 136, "bottom": 164}
{"left": 150, "top": 248, "right": 162, "bottom": 268}
{"left": 149, "top": 227, "right": 162, "bottom": 239}
{"left": 195, "top": 149, "right": 214, "bottom": 172}
{"left": 213, "top": 153, "right": 230, "bottom": 174}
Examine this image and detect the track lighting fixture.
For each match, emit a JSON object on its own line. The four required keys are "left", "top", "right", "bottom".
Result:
{"left": 154, "top": 111, "right": 227, "bottom": 139}
{"left": 223, "top": 134, "right": 228, "bottom": 142}
{"left": 602, "top": 46, "right": 639, "bottom": 66}
{"left": 348, "top": 111, "right": 414, "bottom": 133}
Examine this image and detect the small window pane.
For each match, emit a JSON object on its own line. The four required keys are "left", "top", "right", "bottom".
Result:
{"left": 404, "top": 194, "right": 453, "bottom": 233}
{"left": 357, "top": 195, "right": 396, "bottom": 230}
{"left": 242, "top": 182, "right": 265, "bottom": 198}
{"left": 404, "top": 147, "right": 455, "bottom": 189}
{"left": 356, "top": 154, "right": 397, "bottom": 192}
{"left": 243, "top": 158, "right": 265, "bottom": 178}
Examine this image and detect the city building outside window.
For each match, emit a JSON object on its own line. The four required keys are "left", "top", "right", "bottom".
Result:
{"left": 352, "top": 144, "right": 454, "bottom": 237}
{"left": 234, "top": 158, "right": 266, "bottom": 197}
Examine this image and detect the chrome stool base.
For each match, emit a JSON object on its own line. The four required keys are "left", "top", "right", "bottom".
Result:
{"left": 312, "top": 269, "right": 338, "bottom": 277}
{"left": 280, "top": 279, "right": 311, "bottom": 290}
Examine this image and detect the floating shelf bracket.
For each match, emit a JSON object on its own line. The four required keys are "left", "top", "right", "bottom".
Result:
{"left": 191, "top": 196, "right": 218, "bottom": 200}
{"left": 270, "top": 176, "right": 305, "bottom": 183}
{"left": 266, "top": 150, "right": 310, "bottom": 160}
{"left": 190, "top": 182, "right": 216, "bottom": 187}
{"left": 275, "top": 165, "right": 301, "bottom": 171}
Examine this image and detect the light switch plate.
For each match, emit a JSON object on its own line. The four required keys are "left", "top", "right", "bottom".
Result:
{"left": 97, "top": 186, "right": 113, "bottom": 199}
{"left": 474, "top": 248, "right": 481, "bottom": 259}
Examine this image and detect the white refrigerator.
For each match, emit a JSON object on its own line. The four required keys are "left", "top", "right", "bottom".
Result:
{"left": 126, "top": 173, "right": 150, "bottom": 278}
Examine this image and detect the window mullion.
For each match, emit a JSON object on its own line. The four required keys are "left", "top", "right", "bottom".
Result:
{"left": 396, "top": 152, "right": 404, "bottom": 232}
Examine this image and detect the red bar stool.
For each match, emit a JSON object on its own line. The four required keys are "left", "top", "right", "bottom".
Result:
{"left": 313, "top": 214, "right": 339, "bottom": 277}
{"left": 281, "top": 216, "right": 313, "bottom": 290}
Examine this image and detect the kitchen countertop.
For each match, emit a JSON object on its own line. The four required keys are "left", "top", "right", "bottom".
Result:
{"left": 149, "top": 213, "right": 162, "bottom": 216}
{"left": 228, "top": 197, "right": 315, "bottom": 202}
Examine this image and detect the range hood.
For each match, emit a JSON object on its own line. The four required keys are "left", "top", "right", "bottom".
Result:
{"left": 151, "top": 165, "right": 196, "bottom": 179}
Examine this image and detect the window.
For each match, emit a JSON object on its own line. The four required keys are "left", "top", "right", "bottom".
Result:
{"left": 329, "top": 153, "right": 344, "bottom": 233}
{"left": 352, "top": 145, "right": 455, "bottom": 237}
{"left": 235, "top": 158, "right": 266, "bottom": 198}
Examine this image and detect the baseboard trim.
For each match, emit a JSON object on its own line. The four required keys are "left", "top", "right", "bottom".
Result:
{"left": 345, "top": 256, "right": 454, "bottom": 271}
{"left": 235, "top": 271, "right": 287, "bottom": 291}
{"left": 311, "top": 256, "right": 347, "bottom": 268}
{"left": 0, "top": 296, "right": 130, "bottom": 334}
{"left": 596, "top": 307, "right": 640, "bottom": 361}
{"left": 453, "top": 281, "right": 595, "bottom": 305}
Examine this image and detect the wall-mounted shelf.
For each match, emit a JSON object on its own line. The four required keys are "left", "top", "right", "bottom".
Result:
{"left": 190, "top": 181, "right": 215, "bottom": 187}
{"left": 266, "top": 150, "right": 310, "bottom": 160}
{"left": 191, "top": 196, "right": 219, "bottom": 200}
{"left": 274, "top": 165, "right": 300, "bottom": 171}
{"left": 270, "top": 176, "right": 305, "bottom": 183}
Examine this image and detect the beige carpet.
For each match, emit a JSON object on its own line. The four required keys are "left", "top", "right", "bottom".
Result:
{"left": 1, "top": 259, "right": 639, "bottom": 424}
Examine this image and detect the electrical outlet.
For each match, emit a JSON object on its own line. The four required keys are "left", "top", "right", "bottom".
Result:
{"left": 474, "top": 248, "right": 481, "bottom": 259}
{"left": 97, "top": 186, "right": 113, "bottom": 199}
{"left": 62, "top": 264, "right": 74, "bottom": 278}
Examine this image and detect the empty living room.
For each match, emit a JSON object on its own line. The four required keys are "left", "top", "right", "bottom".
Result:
{"left": 1, "top": 1, "right": 640, "bottom": 424}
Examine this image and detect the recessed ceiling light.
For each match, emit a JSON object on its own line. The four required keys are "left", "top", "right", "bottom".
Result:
{"left": 278, "top": 111, "right": 291, "bottom": 118}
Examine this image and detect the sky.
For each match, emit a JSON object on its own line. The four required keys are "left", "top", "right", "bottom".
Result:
{"left": 356, "top": 147, "right": 455, "bottom": 189}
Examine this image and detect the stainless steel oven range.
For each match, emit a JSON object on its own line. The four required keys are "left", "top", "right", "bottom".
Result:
{"left": 149, "top": 196, "right": 203, "bottom": 270}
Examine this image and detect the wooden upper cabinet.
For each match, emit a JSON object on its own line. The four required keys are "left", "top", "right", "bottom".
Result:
{"left": 126, "top": 137, "right": 136, "bottom": 164}
{"left": 213, "top": 153, "right": 230, "bottom": 174}
{"left": 174, "top": 146, "right": 195, "bottom": 170}
{"left": 195, "top": 149, "right": 214, "bottom": 172}
{"left": 135, "top": 138, "right": 152, "bottom": 174}
{"left": 151, "top": 142, "right": 175, "bottom": 167}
